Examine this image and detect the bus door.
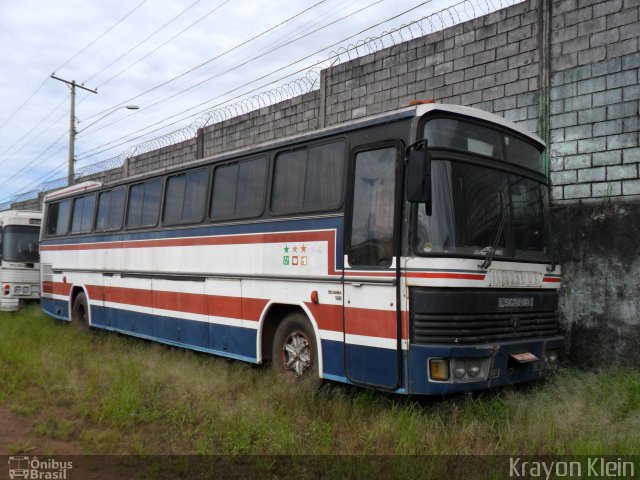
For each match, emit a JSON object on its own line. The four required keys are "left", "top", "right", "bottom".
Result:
{"left": 343, "top": 144, "right": 402, "bottom": 389}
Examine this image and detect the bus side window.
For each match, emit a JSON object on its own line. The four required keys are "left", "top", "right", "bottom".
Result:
{"left": 164, "top": 169, "right": 208, "bottom": 225}
{"left": 210, "top": 157, "right": 266, "bottom": 220}
{"left": 45, "top": 199, "right": 72, "bottom": 236}
{"left": 96, "top": 187, "right": 125, "bottom": 232}
{"left": 126, "top": 179, "right": 162, "bottom": 229}
{"left": 70, "top": 194, "right": 96, "bottom": 234}
{"left": 271, "top": 141, "right": 345, "bottom": 213}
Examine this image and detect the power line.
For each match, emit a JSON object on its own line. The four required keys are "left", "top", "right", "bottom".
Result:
{"left": 77, "top": 0, "right": 334, "bottom": 140}
{"left": 0, "top": 131, "right": 68, "bottom": 193}
{"left": 57, "top": 0, "right": 151, "bottom": 74}
{"left": 0, "top": 98, "right": 68, "bottom": 161}
{"left": 81, "top": 0, "right": 330, "bottom": 123}
{"left": 77, "top": 0, "right": 382, "bottom": 148}
{"left": 79, "top": 0, "right": 431, "bottom": 159}
{"left": 5, "top": 0, "right": 383, "bottom": 192}
{"left": 5, "top": 0, "right": 461, "bottom": 202}
{"left": 0, "top": 0, "right": 150, "bottom": 139}
{"left": 97, "top": 0, "right": 232, "bottom": 88}
{"left": 83, "top": 0, "right": 205, "bottom": 85}
{"left": 0, "top": 78, "right": 49, "bottom": 133}
{"left": 0, "top": 150, "right": 68, "bottom": 204}
{"left": 126, "top": 0, "right": 367, "bottom": 120}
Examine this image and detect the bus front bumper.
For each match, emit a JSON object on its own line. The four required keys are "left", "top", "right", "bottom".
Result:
{"left": 0, "top": 297, "right": 21, "bottom": 312}
{"left": 406, "top": 336, "right": 564, "bottom": 395}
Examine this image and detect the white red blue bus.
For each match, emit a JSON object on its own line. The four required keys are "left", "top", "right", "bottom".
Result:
{"left": 0, "top": 210, "right": 42, "bottom": 312}
{"left": 40, "top": 103, "right": 562, "bottom": 394}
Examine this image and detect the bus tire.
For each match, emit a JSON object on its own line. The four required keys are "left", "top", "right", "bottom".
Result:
{"left": 272, "top": 313, "right": 320, "bottom": 385}
{"left": 71, "top": 291, "right": 89, "bottom": 330}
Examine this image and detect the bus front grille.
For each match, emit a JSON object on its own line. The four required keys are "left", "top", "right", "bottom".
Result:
{"left": 412, "top": 311, "right": 559, "bottom": 344}
{"left": 409, "top": 287, "right": 560, "bottom": 345}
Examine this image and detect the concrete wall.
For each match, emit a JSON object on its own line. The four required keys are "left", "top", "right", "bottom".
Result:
{"left": 549, "top": 0, "right": 640, "bottom": 203}
{"left": 323, "top": 0, "right": 542, "bottom": 134}
{"left": 203, "top": 91, "right": 321, "bottom": 156}
{"left": 16, "top": 0, "right": 640, "bottom": 364}
{"left": 554, "top": 201, "right": 640, "bottom": 366}
{"left": 127, "top": 138, "right": 197, "bottom": 177}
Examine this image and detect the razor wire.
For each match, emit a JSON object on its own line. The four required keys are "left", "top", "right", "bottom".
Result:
{"left": 2, "top": 0, "right": 522, "bottom": 210}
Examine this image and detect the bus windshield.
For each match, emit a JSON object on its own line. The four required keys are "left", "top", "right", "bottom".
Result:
{"left": 416, "top": 118, "right": 552, "bottom": 262}
{"left": 2, "top": 225, "right": 40, "bottom": 263}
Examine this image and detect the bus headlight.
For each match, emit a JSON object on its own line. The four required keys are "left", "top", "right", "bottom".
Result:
{"left": 453, "top": 360, "right": 467, "bottom": 378}
{"left": 546, "top": 350, "right": 559, "bottom": 364}
{"left": 467, "top": 359, "right": 481, "bottom": 377}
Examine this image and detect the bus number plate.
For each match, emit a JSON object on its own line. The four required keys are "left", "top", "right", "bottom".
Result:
{"left": 510, "top": 352, "right": 538, "bottom": 363}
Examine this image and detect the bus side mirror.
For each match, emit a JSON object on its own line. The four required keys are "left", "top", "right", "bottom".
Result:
{"left": 406, "top": 139, "right": 432, "bottom": 215}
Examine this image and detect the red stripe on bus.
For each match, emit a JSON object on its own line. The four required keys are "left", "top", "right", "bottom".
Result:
{"left": 86, "top": 284, "right": 252, "bottom": 320}
{"left": 42, "top": 281, "right": 72, "bottom": 296}
{"left": 49, "top": 281, "right": 404, "bottom": 339}
{"left": 542, "top": 277, "right": 561, "bottom": 283}
{"left": 306, "top": 302, "right": 404, "bottom": 339}
{"left": 401, "top": 310, "right": 410, "bottom": 339}
{"left": 242, "top": 298, "right": 270, "bottom": 323}
{"left": 345, "top": 307, "right": 398, "bottom": 338}
{"left": 305, "top": 303, "right": 343, "bottom": 332}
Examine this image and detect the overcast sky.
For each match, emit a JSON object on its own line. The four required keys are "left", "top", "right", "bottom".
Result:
{"left": 0, "top": 0, "right": 515, "bottom": 203}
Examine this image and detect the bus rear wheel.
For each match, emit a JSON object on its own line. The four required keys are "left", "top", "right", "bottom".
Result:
{"left": 272, "top": 313, "right": 319, "bottom": 385}
{"left": 71, "top": 291, "right": 89, "bottom": 330}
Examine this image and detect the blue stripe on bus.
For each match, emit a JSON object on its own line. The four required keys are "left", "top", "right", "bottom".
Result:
{"left": 345, "top": 344, "right": 400, "bottom": 388}
{"left": 320, "top": 338, "right": 346, "bottom": 378}
{"left": 90, "top": 305, "right": 258, "bottom": 361}
{"left": 41, "top": 297, "right": 70, "bottom": 321}
{"left": 41, "top": 216, "right": 344, "bottom": 246}
{"left": 42, "top": 299, "right": 353, "bottom": 380}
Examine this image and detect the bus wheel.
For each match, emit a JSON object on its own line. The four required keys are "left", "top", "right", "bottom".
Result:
{"left": 71, "top": 291, "right": 89, "bottom": 330}
{"left": 272, "top": 313, "right": 319, "bottom": 384}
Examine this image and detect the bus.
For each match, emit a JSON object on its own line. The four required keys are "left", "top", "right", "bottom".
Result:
{"left": 39, "top": 102, "right": 562, "bottom": 394}
{"left": 0, "top": 210, "right": 42, "bottom": 312}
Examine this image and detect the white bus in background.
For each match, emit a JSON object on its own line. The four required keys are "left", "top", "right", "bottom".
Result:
{"left": 0, "top": 210, "right": 42, "bottom": 312}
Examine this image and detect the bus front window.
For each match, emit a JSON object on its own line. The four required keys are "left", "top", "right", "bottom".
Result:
{"left": 415, "top": 160, "right": 552, "bottom": 262}
{"left": 2, "top": 225, "right": 40, "bottom": 263}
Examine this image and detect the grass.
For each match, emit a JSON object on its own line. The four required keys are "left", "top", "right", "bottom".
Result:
{"left": 1, "top": 305, "right": 639, "bottom": 467}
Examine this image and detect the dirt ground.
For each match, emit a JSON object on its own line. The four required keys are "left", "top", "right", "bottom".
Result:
{"left": 0, "top": 406, "right": 84, "bottom": 455}
{"left": 0, "top": 408, "right": 241, "bottom": 479}
{"left": 0, "top": 408, "right": 130, "bottom": 480}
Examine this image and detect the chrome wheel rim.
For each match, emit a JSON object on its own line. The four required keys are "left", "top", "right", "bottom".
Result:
{"left": 282, "top": 331, "right": 312, "bottom": 378}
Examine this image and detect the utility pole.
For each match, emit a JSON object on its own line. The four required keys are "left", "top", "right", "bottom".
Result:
{"left": 51, "top": 74, "right": 97, "bottom": 186}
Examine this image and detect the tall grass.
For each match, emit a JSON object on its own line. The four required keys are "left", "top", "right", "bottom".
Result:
{"left": 1, "top": 305, "right": 639, "bottom": 457}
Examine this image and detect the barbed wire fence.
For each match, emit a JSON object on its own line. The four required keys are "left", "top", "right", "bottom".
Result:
{"left": 1, "top": 0, "right": 520, "bottom": 211}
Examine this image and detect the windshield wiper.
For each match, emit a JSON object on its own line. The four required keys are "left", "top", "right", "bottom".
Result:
{"left": 479, "top": 194, "right": 507, "bottom": 270}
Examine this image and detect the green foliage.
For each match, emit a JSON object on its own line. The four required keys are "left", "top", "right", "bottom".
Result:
{"left": 1, "top": 305, "right": 639, "bottom": 457}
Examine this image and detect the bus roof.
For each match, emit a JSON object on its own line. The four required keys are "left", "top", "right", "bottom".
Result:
{"left": 0, "top": 210, "right": 42, "bottom": 226}
{"left": 0, "top": 210, "right": 42, "bottom": 220}
{"left": 42, "top": 181, "right": 103, "bottom": 202}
